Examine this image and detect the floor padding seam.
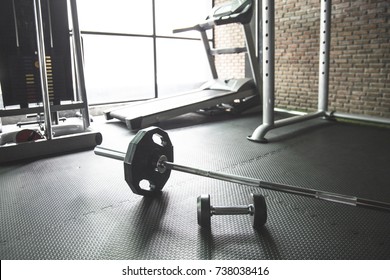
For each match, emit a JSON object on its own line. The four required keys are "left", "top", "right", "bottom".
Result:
{"left": 0, "top": 198, "right": 133, "bottom": 246}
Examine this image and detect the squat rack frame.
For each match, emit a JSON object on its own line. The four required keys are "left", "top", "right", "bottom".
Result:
{"left": 248, "top": 0, "right": 390, "bottom": 143}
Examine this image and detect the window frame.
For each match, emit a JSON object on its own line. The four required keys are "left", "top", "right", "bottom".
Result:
{"left": 78, "top": 0, "right": 213, "bottom": 105}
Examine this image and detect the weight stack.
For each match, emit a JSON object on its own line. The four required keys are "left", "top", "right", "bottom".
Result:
{"left": 0, "top": 0, "right": 74, "bottom": 108}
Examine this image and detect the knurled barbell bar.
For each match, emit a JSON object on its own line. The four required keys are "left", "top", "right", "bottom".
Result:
{"left": 94, "top": 126, "right": 390, "bottom": 213}
{"left": 197, "top": 194, "right": 267, "bottom": 228}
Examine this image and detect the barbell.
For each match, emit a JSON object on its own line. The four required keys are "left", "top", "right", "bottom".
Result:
{"left": 94, "top": 126, "right": 390, "bottom": 213}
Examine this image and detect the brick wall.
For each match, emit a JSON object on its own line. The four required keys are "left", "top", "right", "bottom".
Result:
{"left": 214, "top": 0, "right": 390, "bottom": 118}
{"left": 274, "top": 0, "right": 320, "bottom": 111}
{"left": 328, "top": 0, "right": 389, "bottom": 117}
{"left": 214, "top": 0, "right": 246, "bottom": 79}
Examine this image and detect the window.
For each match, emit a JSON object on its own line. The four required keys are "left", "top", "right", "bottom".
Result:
{"left": 155, "top": 0, "right": 212, "bottom": 39}
{"left": 82, "top": 35, "right": 155, "bottom": 104}
{"left": 76, "top": 0, "right": 212, "bottom": 105}
{"left": 77, "top": 0, "right": 153, "bottom": 35}
{"left": 156, "top": 38, "right": 211, "bottom": 97}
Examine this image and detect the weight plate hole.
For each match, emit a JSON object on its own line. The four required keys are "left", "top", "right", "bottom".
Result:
{"left": 139, "top": 179, "right": 155, "bottom": 191}
{"left": 152, "top": 133, "right": 167, "bottom": 147}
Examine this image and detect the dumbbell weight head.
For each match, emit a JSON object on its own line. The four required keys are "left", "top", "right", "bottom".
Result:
{"left": 124, "top": 127, "right": 173, "bottom": 196}
{"left": 250, "top": 193, "right": 267, "bottom": 228}
{"left": 197, "top": 194, "right": 212, "bottom": 227}
{"left": 197, "top": 193, "right": 267, "bottom": 228}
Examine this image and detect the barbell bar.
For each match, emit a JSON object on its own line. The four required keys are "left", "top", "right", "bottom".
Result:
{"left": 94, "top": 127, "right": 390, "bottom": 213}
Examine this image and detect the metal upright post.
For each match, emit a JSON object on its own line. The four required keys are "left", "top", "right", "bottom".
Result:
{"left": 69, "top": 0, "right": 90, "bottom": 129}
{"left": 248, "top": 0, "right": 330, "bottom": 143}
{"left": 262, "top": 1, "right": 275, "bottom": 129}
{"left": 12, "top": 0, "right": 20, "bottom": 47}
{"left": 318, "top": 0, "right": 331, "bottom": 112}
{"left": 248, "top": 0, "right": 275, "bottom": 143}
{"left": 200, "top": 30, "right": 219, "bottom": 79}
{"left": 33, "top": 0, "right": 53, "bottom": 139}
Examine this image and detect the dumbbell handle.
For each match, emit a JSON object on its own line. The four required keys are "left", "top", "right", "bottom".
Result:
{"left": 95, "top": 146, "right": 390, "bottom": 212}
{"left": 211, "top": 205, "right": 254, "bottom": 216}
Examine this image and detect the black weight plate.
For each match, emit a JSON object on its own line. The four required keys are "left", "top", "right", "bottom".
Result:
{"left": 197, "top": 194, "right": 211, "bottom": 227}
{"left": 124, "top": 127, "right": 174, "bottom": 196}
{"left": 251, "top": 193, "right": 267, "bottom": 228}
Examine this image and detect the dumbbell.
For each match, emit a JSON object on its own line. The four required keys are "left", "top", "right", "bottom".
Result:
{"left": 94, "top": 126, "right": 390, "bottom": 213}
{"left": 197, "top": 194, "right": 267, "bottom": 228}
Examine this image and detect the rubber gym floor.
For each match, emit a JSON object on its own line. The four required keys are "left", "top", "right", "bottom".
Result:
{"left": 0, "top": 111, "right": 389, "bottom": 260}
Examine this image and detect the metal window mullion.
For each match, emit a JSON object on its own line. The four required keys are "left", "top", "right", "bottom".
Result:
{"left": 152, "top": 0, "right": 159, "bottom": 98}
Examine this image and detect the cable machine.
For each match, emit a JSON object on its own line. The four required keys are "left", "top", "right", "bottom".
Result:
{"left": 0, "top": 0, "right": 102, "bottom": 163}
